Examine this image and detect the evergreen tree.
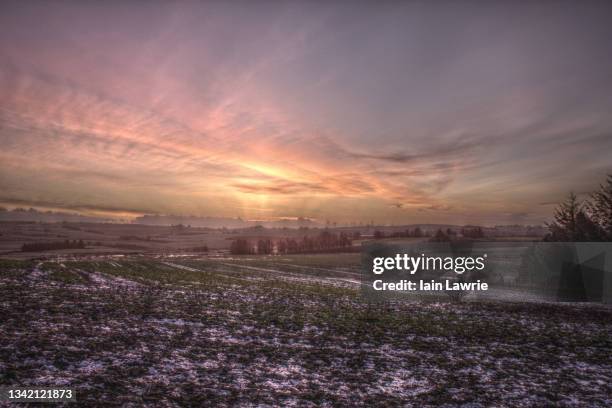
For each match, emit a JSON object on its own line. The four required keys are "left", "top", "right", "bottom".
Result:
{"left": 546, "top": 192, "right": 580, "bottom": 241}
{"left": 545, "top": 192, "right": 601, "bottom": 241}
{"left": 588, "top": 174, "right": 612, "bottom": 240}
{"left": 575, "top": 211, "right": 603, "bottom": 241}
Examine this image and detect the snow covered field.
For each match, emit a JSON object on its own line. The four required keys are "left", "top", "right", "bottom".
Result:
{"left": 1, "top": 256, "right": 610, "bottom": 406}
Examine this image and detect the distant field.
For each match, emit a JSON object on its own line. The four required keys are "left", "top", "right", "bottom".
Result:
{"left": 0, "top": 222, "right": 370, "bottom": 259}
{"left": 1, "top": 255, "right": 610, "bottom": 406}
{"left": 0, "top": 221, "right": 545, "bottom": 259}
{"left": 0, "top": 222, "right": 235, "bottom": 256}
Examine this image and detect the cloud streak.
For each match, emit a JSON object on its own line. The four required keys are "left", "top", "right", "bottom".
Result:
{"left": 1, "top": 1, "right": 612, "bottom": 224}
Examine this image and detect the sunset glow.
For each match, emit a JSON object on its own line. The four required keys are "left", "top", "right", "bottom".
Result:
{"left": 1, "top": 2, "right": 611, "bottom": 225}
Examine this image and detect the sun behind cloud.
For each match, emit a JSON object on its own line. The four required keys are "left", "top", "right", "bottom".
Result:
{"left": 1, "top": 2, "right": 612, "bottom": 225}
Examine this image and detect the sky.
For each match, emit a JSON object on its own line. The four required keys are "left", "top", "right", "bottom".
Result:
{"left": 1, "top": 1, "right": 611, "bottom": 226}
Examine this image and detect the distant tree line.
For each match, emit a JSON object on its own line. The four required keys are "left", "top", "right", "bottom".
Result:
{"left": 21, "top": 239, "right": 86, "bottom": 252}
{"left": 426, "top": 227, "right": 484, "bottom": 242}
{"left": 373, "top": 227, "right": 425, "bottom": 239}
{"left": 230, "top": 239, "right": 253, "bottom": 255}
{"left": 461, "top": 227, "right": 484, "bottom": 239}
{"left": 373, "top": 226, "right": 484, "bottom": 241}
{"left": 430, "top": 229, "right": 451, "bottom": 242}
{"left": 230, "top": 231, "right": 353, "bottom": 255}
{"left": 277, "top": 230, "right": 352, "bottom": 254}
{"left": 545, "top": 174, "right": 612, "bottom": 241}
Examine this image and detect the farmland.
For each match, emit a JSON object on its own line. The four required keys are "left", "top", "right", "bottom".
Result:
{"left": 1, "top": 253, "right": 611, "bottom": 406}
